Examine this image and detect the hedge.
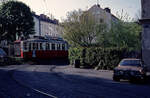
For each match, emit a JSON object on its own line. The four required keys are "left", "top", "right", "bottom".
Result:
{"left": 69, "top": 47, "right": 140, "bottom": 70}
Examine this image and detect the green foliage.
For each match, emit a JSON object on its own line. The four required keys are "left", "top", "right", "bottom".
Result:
{"left": 0, "top": 1, "right": 35, "bottom": 41}
{"left": 109, "top": 20, "right": 142, "bottom": 50}
{"left": 69, "top": 47, "right": 83, "bottom": 65}
{"left": 69, "top": 47, "right": 131, "bottom": 70}
{"left": 63, "top": 9, "right": 141, "bottom": 50}
{"left": 62, "top": 9, "right": 107, "bottom": 47}
{"left": 64, "top": 10, "right": 141, "bottom": 70}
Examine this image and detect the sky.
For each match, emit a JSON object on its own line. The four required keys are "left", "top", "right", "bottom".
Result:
{"left": 17, "top": 0, "right": 141, "bottom": 21}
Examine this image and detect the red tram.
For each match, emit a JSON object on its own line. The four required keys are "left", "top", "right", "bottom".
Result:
{"left": 14, "top": 36, "right": 68, "bottom": 59}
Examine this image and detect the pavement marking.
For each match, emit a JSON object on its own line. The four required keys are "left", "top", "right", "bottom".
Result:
{"left": 32, "top": 88, "right": 57, "bottom": 98}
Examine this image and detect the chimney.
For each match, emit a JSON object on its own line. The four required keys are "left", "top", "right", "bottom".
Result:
{"left": 40, "top": 14, "right": 47, "bottom": 19}
{"left": 97, "top": 4, "right": 100, "bottom": 8}
{"left": 104, "top": 7, "right": 111, "bottom": 13}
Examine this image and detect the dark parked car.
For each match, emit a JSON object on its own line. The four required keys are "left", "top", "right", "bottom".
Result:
{"left": 0, "top": 48, "right": 7, "bottom": 65}
{"left": 113, "top": 58, "right": 147, "bottom": 82}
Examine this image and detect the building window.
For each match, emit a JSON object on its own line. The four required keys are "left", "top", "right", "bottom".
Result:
{"left": 100, "top": 19, "right": 104, "bottom": 23}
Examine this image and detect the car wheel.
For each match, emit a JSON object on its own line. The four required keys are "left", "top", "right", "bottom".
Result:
{"left": 113, "top": 76, "right": 120, "bottom": 81}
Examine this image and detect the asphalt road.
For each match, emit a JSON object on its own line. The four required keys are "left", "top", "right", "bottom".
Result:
{"left": 0, "top": 65, "right": 51, "bottom": 98}
{"left": 0, "top": 64, "right": 150, "bottom": 98}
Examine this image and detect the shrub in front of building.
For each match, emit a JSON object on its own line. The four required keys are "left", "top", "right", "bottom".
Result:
{"left": 69, "top": 47, "right": 138, "bottom": 70}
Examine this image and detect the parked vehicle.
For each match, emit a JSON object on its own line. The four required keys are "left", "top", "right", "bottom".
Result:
{"left": 14, "top": 36, "right": 68, "bottom": 59}
{"left": 113, "top": 58, "right": 147, "bottom": 82}
{"left": 0, "top": 48, "right": 7, "bottom": 65}
{"left": 0, "top": 48, "right": 7, "bottom": 57}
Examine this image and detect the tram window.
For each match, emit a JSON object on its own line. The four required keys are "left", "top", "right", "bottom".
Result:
{"left": 40, "top": 43, "right": 43, "bottom": 50}
{"left": 33, "top": 43, "right": 38, "bottom": 50}
{"left": 57, "top": 44, "right": 61, "bottom": 50}
{"left": 36, "top": 43, "right": 38, "bottom": 50}
{"left": 23, "top": 42, "right": 27, "bottom": 50}
{"left": 49, "top": 43, "right": 51, "bottom": 50}
{"left": 33, "top": 43, "right": 36, "bottom": 50}
{"left": 46, "top": 43, "right": 49, "bottom": 50}
{"left": 62, "top": 44, "right": 65, "bottom": 50}
{"left": 29, "top": 43, "right": 32, "bottom": 51}
{"left": 52, "top": 43, "right": 55, "bottom": 50}
{"left": 38, "top": 43, "right": 40, "bottom": 50}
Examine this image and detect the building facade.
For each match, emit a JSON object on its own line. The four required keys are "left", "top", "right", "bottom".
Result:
{"left": 82, "top": 4, "right": 118, "bottom": 43}
{"left": 140, "top": 0, "right": 150, "bottom": 71}
{"left": 87, "top": 4, "right": 118, "bottom": 29}
{"left": 32, "top": 14, "right": 64, "bottom": 38}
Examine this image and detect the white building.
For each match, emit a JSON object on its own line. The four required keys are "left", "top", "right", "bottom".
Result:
{"left": 32, "top": 14, "right": 64, "bottom": 38}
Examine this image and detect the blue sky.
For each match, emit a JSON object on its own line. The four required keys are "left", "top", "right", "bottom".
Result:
{"left": 18, "top": 0, "right": 141, "bottom": 21}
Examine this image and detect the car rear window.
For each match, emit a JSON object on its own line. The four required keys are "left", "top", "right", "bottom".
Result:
{"left": 119, "top": 60, "right": 141, "bottom": 66}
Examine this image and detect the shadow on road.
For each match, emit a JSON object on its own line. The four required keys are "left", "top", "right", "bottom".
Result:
{"left": 146, "top": 75, "right": 150, "bottom": 83}
{"left": 0, "top": 69, "right": 50, "bottom": 98}
{"left": 29, "top": 58, "right": 70, "bottom": 66}
{"left": 13, "top": 68, "right": 150, "bottom": 98}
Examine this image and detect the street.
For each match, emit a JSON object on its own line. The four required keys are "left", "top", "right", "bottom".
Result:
{"left": 0, "top": 0, "right": 149, "bottom": 98}
{"left": 0, "top": 64, "right": 150, "bottom": 98}
{"left": 0, "top": 65, "right": 51, "bottom": 98}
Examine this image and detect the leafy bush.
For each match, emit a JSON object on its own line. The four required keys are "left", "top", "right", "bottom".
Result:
{"left": 69, "top": 47, "right": 139, "bottom": 70}
{"left": 69, "top": 47, "right": 83, "bottom": 65}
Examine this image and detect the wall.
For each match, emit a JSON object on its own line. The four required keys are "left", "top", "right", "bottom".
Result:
{"left": 87, "top": 4, "right": 115, "bottom": 30}
{"left": 32, "top": 14, "right": 64, "bottom": 38}
{"left": 40, "top": 21, "right": 63, "bottom": 37}
{"left": 33, "top": 16, "right": 40, "bottom": 36}
{"left": 141, "top": 0, "right": 150, "bottom": 19}
{"left": 141, "top": 0, "right": 150, "bottom": 71}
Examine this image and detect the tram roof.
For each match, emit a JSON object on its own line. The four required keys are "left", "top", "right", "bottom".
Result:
{"left": 23, "top": 38, "right": 67, "bottom": 44}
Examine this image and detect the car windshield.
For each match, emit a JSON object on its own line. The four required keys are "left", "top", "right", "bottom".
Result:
{"left": 119, "top": 59, "right": 141, "bottom": 66}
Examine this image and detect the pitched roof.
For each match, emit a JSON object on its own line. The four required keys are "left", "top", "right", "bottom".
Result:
{"left": 32, "top": 13, "right": 59, "bottom": 25}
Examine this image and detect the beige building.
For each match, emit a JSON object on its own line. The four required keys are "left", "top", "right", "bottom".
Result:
{"left": 81, "top": 4, "right": 118, "bottom": 43}
{"left": 87, "top": 4, "right": 118, "bottom": 29}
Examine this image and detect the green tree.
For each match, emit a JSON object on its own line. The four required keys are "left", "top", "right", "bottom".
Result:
{"left": 110, "top": 20, "right": 141, "bottom": 50}
{"left": 62, "top": 9, "right": 107, "bottom": 47}
{"left": 0, "top": 1, "right": 35, "bottom": 41}
{"left": 108, "top": 10, "right": 142, "bottom": 50}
